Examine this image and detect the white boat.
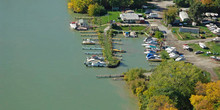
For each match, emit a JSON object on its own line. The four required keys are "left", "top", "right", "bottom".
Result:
{"left": 175, "top": 55, "right": 185, "bottom": 61}
{"left": 70, "top": 22, "right": 77, "bottom": 29}
{"left": 199, "top": 42, "right": 207, "bottom": 49}
{"left": 183, "top": 44, "right": 189, "bottom": 50}
{"left": 165, "top": 47, "right": 176, "bottom": 53}
{"left": 169, "top": 52, "right": 179, "bottom": 59}
{"left": 86, "top": 55, "right": 104, "bottom": 62}
{"left": 82, "top": 39, "right": 95, "bottom": 45}
{"left": 85, "top": 60, "right": 107, "bottom": 67}
{"left": 130, "top": 31, "right": 137, "bottom": 38}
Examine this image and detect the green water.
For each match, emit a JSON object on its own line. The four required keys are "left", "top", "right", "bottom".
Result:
{"left": 0, "top": 0, "right": 154, "bottom": 110}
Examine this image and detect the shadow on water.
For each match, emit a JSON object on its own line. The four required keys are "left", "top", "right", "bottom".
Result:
{"left": 119, "top": 62, "right": 128, "bottom": 67}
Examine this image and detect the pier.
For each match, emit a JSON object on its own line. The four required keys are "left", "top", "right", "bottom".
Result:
{"left": 85, "top": 52, "right": 103, "bottom": 55}
{"left": 82, "top": 47, "right": 103, "bottom": 50}
{"left": 96, "top": 74, "right": 124, "bottom": 78}
{"left": 112, "top": 42, "right": 123, "bottom": 45}
{"left": 82, "top": 38, "right": 121, "bottom": 41}
{"left": 79, "top": 31, "right": 97, "bottom": 33}
{"left": 81, "top": 34, "right": 98, "bottom": 36}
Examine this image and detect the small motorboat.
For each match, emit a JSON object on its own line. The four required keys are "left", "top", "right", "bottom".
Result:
{"left": 199, "top": 42, "right": 208, "bottom": 49}
{"left": 82, "top": 39, "right": 95, "bottom": 45}
{"left": 70, "top": 22, "right": 77, "bottom": 29}
{"left": 183, "top": 44, "right": 189, "bottom": 50}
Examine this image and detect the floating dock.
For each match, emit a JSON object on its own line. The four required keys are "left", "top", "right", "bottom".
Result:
{"left": 96, "top": 74, "right": 124, "bottom": 78}
{"left": 85, "top": 52, "right": 103, "bottom": 55}
{"left": 79, "top": 31, "right": 97, "bottom": 33}
{"left": 81, "top": 34, "right": 98, "bottom": 36}
{"left": 82, "top": 47, "right": 103, "bottom": 50}
{"left": 112, "top": 42, "right": 123, "bottom": 45}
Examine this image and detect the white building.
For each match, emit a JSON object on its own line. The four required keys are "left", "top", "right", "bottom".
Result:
{"left": 120, "top": 13, "right": 140, "bottom": 23}
{"left": 179, "top": 11, "right": 189, "bottom": 21}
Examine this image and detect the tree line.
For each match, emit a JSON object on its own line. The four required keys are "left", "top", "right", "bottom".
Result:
{"left": 68, "top": 0, "right": 148, "bottom": 16}
{"left": 123, "top": 60, "right": 218, "bottom": 110}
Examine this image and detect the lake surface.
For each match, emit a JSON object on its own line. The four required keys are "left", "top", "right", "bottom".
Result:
{"left": 0, "top": 0, "right": 154, "bottom": 110}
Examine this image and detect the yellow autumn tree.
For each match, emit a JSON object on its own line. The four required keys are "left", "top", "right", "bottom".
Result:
{"left": 147, "top": 95, "right": 177, "bottom": 110}
{"left": 201, "top": 0, "right": 214, "bottom": 5}
{"left": 190, "top": 81, "right": 220, "bottom": 110}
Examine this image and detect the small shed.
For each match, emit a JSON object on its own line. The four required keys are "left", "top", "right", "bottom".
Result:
{"left": 179, "top": 11, "right": 189, "bottom": 21}
{"left": 179, "top": 27, "right": 199, "bottom": 34}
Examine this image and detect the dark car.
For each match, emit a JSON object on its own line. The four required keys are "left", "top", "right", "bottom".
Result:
{"left": 195, "top": 51, "right": 204, "bottom": 54}
{"left": 188, "top": 48, "right": 193, "bottom": 52}
{"left": 145, "top": 10, "right": 151, "bottom": 14}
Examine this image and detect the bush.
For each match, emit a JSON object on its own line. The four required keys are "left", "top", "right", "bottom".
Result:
{"left": 88, "top": 3, "right": 107, "bottom": 16}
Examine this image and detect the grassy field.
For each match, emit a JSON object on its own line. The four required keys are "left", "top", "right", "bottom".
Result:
{"left": 172, "top": 26, "right": 217, "bottom": 40}
{"left": 100, "top": 11, "right": 121, "bottom": 24}
{"left": 188, "top": 42, "right": 220, "bottom": 57}
{"left": 118, "top": 26, "right": 146, "bottom": 31}
{"left": 198, "top": 26, "right": 217, "bottom": 38}
{"left": 214, "top": 67, "right": 220, "bottom": 80}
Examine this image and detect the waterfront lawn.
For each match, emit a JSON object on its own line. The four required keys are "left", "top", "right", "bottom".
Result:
{"left": 100, "top": 11, "right": 121, "bottom": 24}
{"left": 188, "top": 42, "right": 220, "bottom": 57}
{"left": 172, "top": 27, "right": 198, "bottom": 40}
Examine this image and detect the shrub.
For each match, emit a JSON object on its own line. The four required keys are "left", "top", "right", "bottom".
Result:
{"left": 88, "top": 3, "right": 107, "bottom": 16}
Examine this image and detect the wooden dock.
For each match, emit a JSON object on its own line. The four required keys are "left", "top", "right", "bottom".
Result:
{"left": 85, "top": 52, "right": 103, "bottom": 55}
{"left": 112, "top": 42, "right": 123, "bottom": 45}
{"left": 81, "top": 34, "right": 98, "bottom": 36}
{"left": 96, "top": 74, "right": 124, "bottom": 78}
{"left": 79, "top": 31, "right": 97, "bottom": 33}
{"left": 82, "top": 47, "right": 103, "bottom": 50}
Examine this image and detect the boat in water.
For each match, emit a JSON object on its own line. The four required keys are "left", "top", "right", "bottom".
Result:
{"left": 82, "top": 39, "right": 96, "bottom": 45}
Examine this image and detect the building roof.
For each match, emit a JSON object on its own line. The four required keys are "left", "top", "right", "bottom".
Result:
{"left": 120, "top": 13, "right": 140, "bottom": 21}
{"left": 179, "top": 11, "right": 189, "bottom": 21}
{"left": 125, "top": 10, "right": 134, "bottom": 13}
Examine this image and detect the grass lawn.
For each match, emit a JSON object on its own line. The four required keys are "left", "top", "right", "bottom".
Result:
{"left": 172, "top": 26, "right": 217, "bottom": 40}
{"left": 188, "top": 42, "right": 220, "bottom": 57}
{"left": 198, "top": 26, "right": 217, "bottom": 38}
{"left": 120, "top": 26, "right": 146, "bottom": 31}
{"left": 172, "top": 27, "right": 199, "bottom": 40}
{"left": 214, "top": 67, "right": 220, "bottom": 80}
{"left": 100, "top": 11, "right": 121, "bottom": 25}
{"left": 96, "top": 25, "right": 108, "bottom": 33}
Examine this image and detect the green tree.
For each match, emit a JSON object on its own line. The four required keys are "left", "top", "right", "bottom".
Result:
{"left": 173, "top": 0, "right": 192, "bottom": 7}
{"left": 130, "top": 0, "right": 147, "bottom": 8}
{"left": 143, "top": 60, "right": 210, "bottom": 110}
{"left": 121, "top": 0, "right": 134, "bottom": 8}
{"left": 123, "top": 68, "right": 146, "bottom": 82}
{"left": 163, "top": 7, "right": 178, "bottom": 25}
{"left": 189, "top": 1, "right": 205, "bottom": 23}
{"left": 147, "top": 95, "right": 177, "bottom": 110}
{"left": 154, "top": 31, "right": 164, "bottom": 39}
{"left": 160, "top": 50, "right": 170, "bottom": 59}
{"left": 88, "top": 3, "right": 107, "bottom": 16}
{"left": 108, "top": 0, "right": 120, "bottom": 7}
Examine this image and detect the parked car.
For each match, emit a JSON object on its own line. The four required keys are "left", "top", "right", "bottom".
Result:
{"left": 183, "top": 44, "right": 189, "bottom": 50}
{"left": 195, "top": 51, "right": 204, "bottom": 54}
{"left": 147, "top": 13, "right": 158, "bottom": 19}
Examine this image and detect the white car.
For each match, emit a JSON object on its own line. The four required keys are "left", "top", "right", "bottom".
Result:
{"left": 183, "top": 44, "right": 189, "bottom": 50}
